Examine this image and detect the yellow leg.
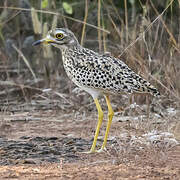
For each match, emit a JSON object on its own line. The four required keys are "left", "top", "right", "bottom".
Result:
{"left": 101, "top": 95, "right": 114, "bottom": 150}
{"left": 89, "top": 98, "right": 103, "bottom": 153}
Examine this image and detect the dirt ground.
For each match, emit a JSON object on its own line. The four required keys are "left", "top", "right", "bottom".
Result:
{"left": 0, "top": 109, "right": 180, "bottom": 180}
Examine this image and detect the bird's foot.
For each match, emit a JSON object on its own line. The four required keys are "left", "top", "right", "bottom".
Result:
{"left": 96, "top": 147, "right": 107, "bottom": 153}
{"left": 78, "top": 148, "right": 96, "bottom": 154}
{"left": 79, "top": 150, "right": 96, "bottom": 154}
{"left": 79, "top": 147, "right": 107, "bottom": 154}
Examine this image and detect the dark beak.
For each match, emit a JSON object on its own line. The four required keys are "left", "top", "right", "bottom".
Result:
{"left": 32, "top": 38, "right": 55, "bottom": 46}
{"left": 32, "top": 39, "right": 44, "bottom": 46}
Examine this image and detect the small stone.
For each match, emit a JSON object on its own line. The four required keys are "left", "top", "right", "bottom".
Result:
{"left": 47, "top": 137, "right": 58, "bottom": 141}
{"left": 22, "top": 158, "right": 37, "bottom": 164}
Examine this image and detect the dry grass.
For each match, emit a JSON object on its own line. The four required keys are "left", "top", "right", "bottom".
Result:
{"left": 0, "top": 2, "right": 179, "bottom": 173}
{"left": 0, "top": 0, "right": 179, "bottom": 102}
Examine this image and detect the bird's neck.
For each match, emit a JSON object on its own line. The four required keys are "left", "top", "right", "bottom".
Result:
{"left": 61, "top": 44, "right": 82, "bottom": 55}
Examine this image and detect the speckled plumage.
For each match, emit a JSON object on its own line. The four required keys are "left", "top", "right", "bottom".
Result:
{"left": 34, "top": 28, "right": 160, "bottom": 97}
{"left": 59, "top": 36, "right": 160, "bottom": 97}
{"left": 33, "top": 28, "right": 160, "bottom": 153}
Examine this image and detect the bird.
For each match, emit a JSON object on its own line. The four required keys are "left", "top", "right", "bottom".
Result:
{"left": 33, "top": 28, "right": 160, "bottom": 153}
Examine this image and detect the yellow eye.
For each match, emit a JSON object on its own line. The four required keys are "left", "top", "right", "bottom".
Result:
{"left": 55, "top": 33, "right": 64, "bottom": 39}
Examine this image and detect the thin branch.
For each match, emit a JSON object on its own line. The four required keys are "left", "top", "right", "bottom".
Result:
{"left": 12, "top": 44, "right": 36, "bottom": 80}
{"left": 98, "top": 0, "right": 102, "bottom": 52}
{"left": 0, "top": 6, "right": 110, "bottom": 34}
{"left": 118, "top": 0, "right": 175, "bottom": 58}
{"left": 81, "top": 0, "right": 88, "bottom": 46}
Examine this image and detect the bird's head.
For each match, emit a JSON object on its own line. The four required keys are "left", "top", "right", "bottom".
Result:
{"left": 33, "top": 28, "right": 79, "bottom": 49}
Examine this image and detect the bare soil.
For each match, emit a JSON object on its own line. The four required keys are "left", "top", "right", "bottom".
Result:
{"left": 0, "top": 110, "right": 180, "bottom": 180}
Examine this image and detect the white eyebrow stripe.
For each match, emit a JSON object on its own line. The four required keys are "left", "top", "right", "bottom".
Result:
{"left": 56, "top": 30, "right": 65, "bottom": 34}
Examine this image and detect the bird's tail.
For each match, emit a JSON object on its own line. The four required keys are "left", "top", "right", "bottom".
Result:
{"left": 146, "top": 84, "right": 160, "bottom": 97}
{"left": 133, "top": 73, "right": 160, "bottom": 97}
{"left": 139, "top": 78, "right": 160, "bottom": 97}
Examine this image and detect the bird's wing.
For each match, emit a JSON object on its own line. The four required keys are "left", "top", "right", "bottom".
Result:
{"left": 75, "top": 48, "right": 160, "bottom": 96}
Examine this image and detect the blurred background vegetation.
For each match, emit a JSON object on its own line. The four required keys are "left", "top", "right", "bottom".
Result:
{"left": 0, "top": 0, "right": 179, "bottom": 112}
